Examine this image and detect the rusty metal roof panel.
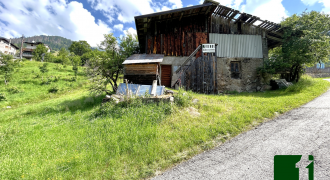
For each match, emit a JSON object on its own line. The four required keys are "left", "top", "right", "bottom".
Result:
{"left": 122, "top": 54, "right": 164, "bottom": 64}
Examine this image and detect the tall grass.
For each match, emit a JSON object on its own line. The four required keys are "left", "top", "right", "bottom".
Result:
{"left": 0, "top": 61, "right": 87, "bottom": 108}
{"left": 0, "top": 74, "right": 329, "bottom": 179}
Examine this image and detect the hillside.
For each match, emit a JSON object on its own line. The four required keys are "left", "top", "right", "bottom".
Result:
{"left": 0, "top": 61, "right": 329, "bottom": 179}
{"left": 11, "top": 35, "right": 73, "bottom": 51}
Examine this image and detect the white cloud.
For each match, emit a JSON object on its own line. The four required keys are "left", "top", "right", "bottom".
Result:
{"left": 300, "top": 0, "right": 318, "bottom": 6}
{"left": 119, "top": 27, "right": 137, "bottom": 39}
{"left": 322, "top": 0, "right": 330, "bottom": 13}
{"left": 123, "top": 27, "right": 137, "bottom": 36}
{"left": 301, "top": 0, "right": 330, "bottom": 14}
{"left": 204, "top": 0, "right": 288, "bottom": 23}
{"left": 169, "top": 0, "right": 183, "bottom": 9}
{"left": 88, "top": 0, "right": 183, "bottom": 23}
{"left": 114, "top": 24, "right": 124, "bottom": 31}
{"left": 161, "top": 6, "right": 171, "bottom": 12}
{"left": 242, "top": 0, "right": 289, "bottom": 23}
{"left": 88, "top": 0, "right": 154, "bottom": 23}
{"left": 201, "top": 0, "right": 243, "bottom": 11}
{"left": 187, "top": 4, "right": 193, "bottom": 7}
{"left": 0, "top": 0, "right": 112, "bottom": 47}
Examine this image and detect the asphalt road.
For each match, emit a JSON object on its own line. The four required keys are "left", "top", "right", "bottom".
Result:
{"left": 153, "top": 80, "right": 330, "bottom": 180}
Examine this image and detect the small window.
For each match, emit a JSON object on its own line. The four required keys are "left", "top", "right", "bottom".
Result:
{"left": 230, "top": 61, "right": 240, "bottom": 79}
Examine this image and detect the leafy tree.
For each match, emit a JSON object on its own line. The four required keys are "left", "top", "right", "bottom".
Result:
{"left": 70, "top": 55, "right": 81, "bottom": 79}
{"left": 81, "top": 49, "right": 103, "bottom": 65}
{"left": 119, "top": 33, "right": 140, "bottom": 57}
{"left": 259, "top": 11, "right": 330, "bottom": 82}
{"left": 57, "top": 47, "right": 70, "bottom": 65}
{"left": 44, "top": 52, "right": 56, "bottom": 62}
{"left": 0, "top": 54, "right": 17, "bottom": 85}
{"left": 86, "top": 33, "right": 139, "bottom": 94}
{"left": 39, "top": 63, "right": 49, "bottom": 80}
{"left": 68, "top": 40, "right": 91, "bottom": 56}
{"left": 33, "top": 44, "right": 47, "bottom": 61}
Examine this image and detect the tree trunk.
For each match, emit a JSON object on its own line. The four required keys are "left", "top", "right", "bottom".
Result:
{"left": 295, "top": 65, "right": 301, "bottom": 82}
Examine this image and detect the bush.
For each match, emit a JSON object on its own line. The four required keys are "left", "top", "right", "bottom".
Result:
{"left": 34, "top": 73, "right": 40, "bottom": 78}
{"left": 53, "top": 76, "right": 60, "bottom": 82}
{"left": 284, "top": 75, "right": 314, "bottom": 93}
{"left": 7, "top": 86, "right": 22, "bottom": 94}
{"left": 48, "top": 86, "right": 59, "bottom": 93}
{"left": 0, "top": 93, "right": 6, "bottom": 101}
{"left": 174, "top": 88, "right": 193, "bottom": 107}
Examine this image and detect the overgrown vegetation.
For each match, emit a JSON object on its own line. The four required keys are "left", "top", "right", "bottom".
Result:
{"left": 33, "top": 44, "right": 48, "bottom": 61}
{"left": 0, "top": 73, "right": 329, "bottom": 179}
{"left": 86, "top": 33, "right": 139, "bottom": 94}
{"left": 0, "top": 54, "right": 17, "bottom": 85}
{"left": 258, "top": 11, "right": 330, "bottom": 82}
{"left": 0, "top": 93, "right": 6, "bottom": 101}
{"left": 0, "top": 61, "right": 87, "bottom": 108}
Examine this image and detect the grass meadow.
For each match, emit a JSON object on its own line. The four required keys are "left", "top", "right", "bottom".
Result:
{"left": 0, "top": 61, "right": 329, "bottom": 179}
{"left": 0, "top": 61, "right": 87, "bottom": 108}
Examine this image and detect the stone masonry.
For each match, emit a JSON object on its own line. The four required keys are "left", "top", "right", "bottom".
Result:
{"left": 217, "top": 57, "right": 263, "bottom": 93}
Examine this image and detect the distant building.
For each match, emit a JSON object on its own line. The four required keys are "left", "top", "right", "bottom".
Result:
{"left": 0, "top": 37, "right": 19, "bottom": 55}
{"left": 316, "top": 62, "right": 325, "bottom": 69}
{"left": 22, "top": 41, "right": 51, "bottom": 59}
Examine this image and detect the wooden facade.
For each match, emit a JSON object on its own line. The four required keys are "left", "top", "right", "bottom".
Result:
{"left": 144, "top": 17, "right": 209, "bottom": 58}
{"left": 131, "top": 0, "right": 284, "bottom": 92}
{"left": 124, "top": 63, "right": 159, "bottom": 85}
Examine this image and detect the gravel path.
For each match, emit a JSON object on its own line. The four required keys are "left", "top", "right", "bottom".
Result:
{"left": 153, "top": 80, "right": 330, "bottom": 180}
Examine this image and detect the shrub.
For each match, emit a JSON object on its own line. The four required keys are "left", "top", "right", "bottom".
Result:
{"left": 39, "top": 63, "right": 49, "bottom": 74}
{"left": 53, "top": 76, "right": 60, "bottom": 82}
{"left": 174, "top": 88, "right": 193, "bottom": 107}
{"left": 34, "top": 73, "right": 40, "bottom": 78}
{"left": 48, "top": 86, "right": 59, "bottom": 93}
{"left": 54, "top": 64, "right": 62, "bottom": 70}
{"left": 0, "top": 93, "right": 6, "bottom": 101}
{"left": 7, "top": 86, "right": 21, "bottom": 94}
{"left": 285, "top": 75, "right": 314, "bottom": 93}
{"left": 71, "top": 77, "right": 76, "bottom": 82}
{"left": 41, "top": 78, "right": 52, "bottom": 85}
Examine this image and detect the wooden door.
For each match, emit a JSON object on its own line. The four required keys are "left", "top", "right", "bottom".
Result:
{"left": 161, "top": 65, "right": 172, "bottom": 87}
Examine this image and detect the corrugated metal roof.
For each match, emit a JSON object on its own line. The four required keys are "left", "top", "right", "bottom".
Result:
{"left": 116, "top": 83, "right": 165, "bottom": 96}
{"left": 122, "top": 54, "right": 164, "bottom": 64}
{"left": 209, "top": 34, "right": 263, "bottom": 58}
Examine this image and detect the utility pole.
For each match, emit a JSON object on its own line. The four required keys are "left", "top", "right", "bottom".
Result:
{"left": 20, "top": 34, "right": 24, "bottom": 60}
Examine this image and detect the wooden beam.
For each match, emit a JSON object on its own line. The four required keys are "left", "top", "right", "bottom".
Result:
{"left": 179, "top": 12, "right": 184, "bottom": 21}
{"left": 266, "top": 35, "right": 283, "bottom": 42}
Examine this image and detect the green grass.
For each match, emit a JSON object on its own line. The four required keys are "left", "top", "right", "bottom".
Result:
{"left": 0, "top": 61, "right": 87, "bottom": 108}
{"left": 0, "top": 66, "right": 329, "bottom": 179}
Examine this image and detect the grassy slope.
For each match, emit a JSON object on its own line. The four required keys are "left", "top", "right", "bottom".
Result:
{"left": 0, "top": 62, "right": 329, "bottom": 179}
{"left": 0, "top": 61, "right": 87, "bottom": 108}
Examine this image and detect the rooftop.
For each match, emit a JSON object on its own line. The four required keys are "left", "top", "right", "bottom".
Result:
{"left": 0, "top": 37, "right": 19, "bottom": 49}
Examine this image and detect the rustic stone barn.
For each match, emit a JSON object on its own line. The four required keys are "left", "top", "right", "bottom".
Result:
{"left": 123, "top": 0, "right": 283, "bottom": 93}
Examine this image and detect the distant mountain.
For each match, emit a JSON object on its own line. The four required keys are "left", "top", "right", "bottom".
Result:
{"left": 11, "top": 35, "right": 73, "bottom": 51}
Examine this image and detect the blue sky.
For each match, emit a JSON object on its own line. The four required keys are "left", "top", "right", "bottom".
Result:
{"left": 0, "top": 0, "right": 329, "bottom": 47}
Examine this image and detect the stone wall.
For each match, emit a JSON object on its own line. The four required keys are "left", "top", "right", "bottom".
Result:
{"left": 217, "top": 57, "right": 263, "bottom": 92}
{"left": 306, "top": 73, "right": 330, "bottom": 78}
